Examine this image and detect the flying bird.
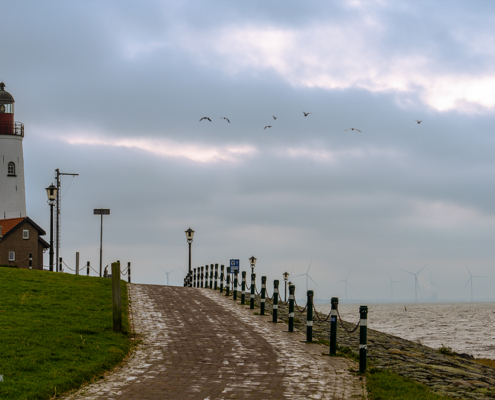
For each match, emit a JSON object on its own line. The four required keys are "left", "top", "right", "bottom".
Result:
{"left": 415, "top": 120, "right": 422, "bottom": 124}
{"left": 221, "top": 117, "right": 230, "bottom": 123}
{"left": 272, "top": 116, "right": 277, "bottom": 120}
{"left": 200, "top": 117, "right": 211, "bottom": 122}
{"left": 345, "top": 128, "right": 362, "bottom": 132}
{"left": 303, "top": 112, "right": 312, "bottom": 117}
{"left": 264, "top": 125, "right": 272, "bottom": 130}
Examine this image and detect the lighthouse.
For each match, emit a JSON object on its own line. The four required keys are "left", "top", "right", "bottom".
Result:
{"left": 0, "top": 82, "right": 26, "bottom": 219}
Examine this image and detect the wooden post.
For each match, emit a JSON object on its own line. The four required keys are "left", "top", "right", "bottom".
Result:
{"left": 112, "top": 261, "right": 122, "bottom": 333}
{"left": 76, "top": 252, "right": 79, "bottom": 275}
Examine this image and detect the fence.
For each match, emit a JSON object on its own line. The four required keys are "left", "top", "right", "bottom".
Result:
{"left": 45, "top": 254, "right": 132, "bottom": 283}
{"left": 190, "top": 264, "right": 368, "bottom": 372}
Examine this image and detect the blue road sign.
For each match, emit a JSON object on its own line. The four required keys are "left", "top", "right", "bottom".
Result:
{"left": 230, "top": 259, "right": 239, "bottom": 273}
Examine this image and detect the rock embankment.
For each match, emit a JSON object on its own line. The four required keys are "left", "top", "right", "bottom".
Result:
{"left": 245, "top": 292, "right": 495, "bottom": 400}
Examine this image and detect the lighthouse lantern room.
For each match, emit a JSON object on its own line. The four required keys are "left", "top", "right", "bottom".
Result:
{"left": 0, "top": 82, "right": 26, "bottom": 219}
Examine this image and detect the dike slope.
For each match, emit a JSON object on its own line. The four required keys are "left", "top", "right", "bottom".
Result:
{"left": 251, "top": 293, "right": 495, "bottom": 400}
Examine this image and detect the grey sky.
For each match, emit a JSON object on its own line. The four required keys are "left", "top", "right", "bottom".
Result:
{"left": 3, "top": 0, "right": 495, "bottom": 301}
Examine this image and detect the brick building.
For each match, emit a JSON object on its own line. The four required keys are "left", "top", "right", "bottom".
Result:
{"left": 0, "top": 217, "right": 49, "bottom": 269}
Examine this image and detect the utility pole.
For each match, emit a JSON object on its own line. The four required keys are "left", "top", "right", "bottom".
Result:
{"left": 55, "top": 169, "right": 79, "bottom": 272}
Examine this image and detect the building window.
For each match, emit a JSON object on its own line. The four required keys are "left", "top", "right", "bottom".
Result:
{"left": 7, "top": 162, "right": 15, "bottom": 176}
{"left": 23, "top": 230, "right": 29, "bottom": 240}
{"left": 8, "top": 251, "right": 15, "bottom": 261}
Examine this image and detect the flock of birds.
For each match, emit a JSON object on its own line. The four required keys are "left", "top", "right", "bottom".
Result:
{"left": 199, "top": 113, "right": 423, "bottom": 131}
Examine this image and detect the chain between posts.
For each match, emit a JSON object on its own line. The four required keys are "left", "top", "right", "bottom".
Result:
{"left": 312, "top": 302, "right": 332, "bottom": 322}
{"left": 294, "top": 297, "right": 307, "bottom": 313}
{"left": 337, "top": 308, "right": 361, "bottom": 333}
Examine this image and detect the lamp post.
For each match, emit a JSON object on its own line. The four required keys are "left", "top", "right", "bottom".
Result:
{"left": 94, "top": 209, "right": 110, "bottom": 277}
{"left": 283, "top": 271, "right": 290, "bottom": 302}
{"left": 249, "top": 255, "right": 257, "bottom": 274}
{"left": 185, "top": 227, "right": 195, "bottom": 287}
{"left": 45, "top": 184, "right": 58, "bottom": 272}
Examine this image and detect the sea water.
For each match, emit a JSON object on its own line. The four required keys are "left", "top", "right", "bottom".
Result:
{"left": 315, "top": 302, "right": 495, "bottom": 359}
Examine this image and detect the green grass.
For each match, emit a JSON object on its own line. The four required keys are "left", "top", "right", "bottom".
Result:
{"left": 0, "top": 268, "right": 132, "bottom": 400}
{"left": 366, "top": 369, "right": 453, "bottom": 400}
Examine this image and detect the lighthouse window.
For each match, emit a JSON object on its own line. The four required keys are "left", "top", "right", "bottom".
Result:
{"left": 7, "top": 162, "right": 15, "bottom": 176}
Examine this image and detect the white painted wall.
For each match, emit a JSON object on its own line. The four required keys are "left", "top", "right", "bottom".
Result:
{"left": 0, "top": 135, "right": 26, "bottom": 218}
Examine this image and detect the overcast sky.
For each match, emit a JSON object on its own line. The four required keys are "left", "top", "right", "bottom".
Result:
{"left": 3, "top": 0, "right": 495, "bottom": 301}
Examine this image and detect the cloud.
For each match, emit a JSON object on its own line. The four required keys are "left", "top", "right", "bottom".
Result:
{"left": 138, "top": 10, "right": 495, "bottom": 114}
{"left": 60, "top": 134, "right": 257, "bottom": 163}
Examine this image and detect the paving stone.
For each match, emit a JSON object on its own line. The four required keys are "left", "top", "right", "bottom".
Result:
{"left": 61, "top": 285, "right": 366, "bottom": 400}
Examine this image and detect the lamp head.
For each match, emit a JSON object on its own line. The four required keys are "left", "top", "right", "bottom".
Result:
{"left": 185, "top": 227, "right": 195, "bottom": 243}
{"left": 283, "top": 271, "right": 289, "bottom": 281}
{"left": 249, "top": 255, "right": 257, "bottom": 267}
{"left": 45, "top": 184, "right": 58, "bottom": 202}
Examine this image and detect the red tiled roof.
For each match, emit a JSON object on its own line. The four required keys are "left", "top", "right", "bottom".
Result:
{"left": 0, "top": 217, "right": 25, "bottom": 236}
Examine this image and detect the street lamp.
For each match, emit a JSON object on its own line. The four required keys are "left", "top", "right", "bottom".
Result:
{"left": 185, "top": 227, "right": 195, "bottom": 287}
{"left": 45, "top": 184, "right": 58, "bottom": 272}
{"left": 94, "top": 209, "right": 110, "bottom": 277}
{"left": 283, "top": 271, "right": 290, "bottom": 302}
{"left": 249, "top": 256, "right": 257, "bottom": 274}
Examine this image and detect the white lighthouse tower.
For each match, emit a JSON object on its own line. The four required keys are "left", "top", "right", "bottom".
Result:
{"left": 0, "top": 82, "right": 26, "bottom": 219}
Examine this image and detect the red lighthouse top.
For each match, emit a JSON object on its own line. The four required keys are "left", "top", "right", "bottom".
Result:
{"left": 0, "top": 82, "right": 23, "bottom": 137}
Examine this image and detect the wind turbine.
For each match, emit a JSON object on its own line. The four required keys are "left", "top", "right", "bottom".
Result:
{"left": 292, "top": 258, "right": 318, "bottom": 292}
{"left": 426, "top": 270, "right": 441, "bottom": 300}
{"left": 336, "top": 270, "right": 354, "bottom": 301}
{"left": 161, "top": 267, "right": 179, "bottom": 286}
{"left": 386, "top": 271, "right": 403, "bottom": 302}
{"left": 402, "top": 264, "right": 427, "bottom": 302}
{"left": 464, "top": 264, "right": 485, "bottom": 302}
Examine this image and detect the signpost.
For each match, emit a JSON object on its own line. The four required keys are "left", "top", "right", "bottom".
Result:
{"left": 94, "top": 208, "right": 110, "bottom": 277}
{"left": 230, "top": 259, "right": 239, "bottom": 273}
{"left": 230, "top": 259, "right": 239, "bottom": 291}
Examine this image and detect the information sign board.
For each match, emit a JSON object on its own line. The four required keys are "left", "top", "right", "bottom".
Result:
{"left": 230, "top": 259, "right": 239, "bottom": 273}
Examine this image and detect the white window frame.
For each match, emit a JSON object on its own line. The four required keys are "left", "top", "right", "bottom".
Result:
{"left": 23, "top": 230, "right": 29, "bottom": 239}
{"left": 8, "top": 251, "right": 15, "bottom": 261}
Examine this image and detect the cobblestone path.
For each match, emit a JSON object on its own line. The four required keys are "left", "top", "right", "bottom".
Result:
{"left": 62, "top": 285, "right": 366, "bottom": 400}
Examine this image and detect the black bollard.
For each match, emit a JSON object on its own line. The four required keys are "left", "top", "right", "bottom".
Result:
{"left": 210, "top": 264, "right": 213, "bottom": 289}
{"left": 128, "top": 262, "right": 131, "bottom": 283}
{"left": 86, "top": 261, "right": 90, "bottom": 276}
{"left": 359, "top": 305, "right": 368, "bottom": 373}
{"left": 272, "top": 280, "right": 279, "bottom": 322}
{"left": 29, "top": 253, "right": 32, "bottom": 270}
{"left": 233, "top": 271, "right": 238, "bottom": 300}
{"left": 193, "top": 268, "right": 197, "bottom": 287}
{"left": 250, "top": 273, "right": 256, "bottom": 309}
{"left": 59, "top": 257, "right": 63, "bottom": 273}
{"left": 200, "top": 266, "right": 204, "bottom": 288}
{"left": 220, "top": 265, "right": 224, "bottom": 293}
{"left": 205, "top": 265, "right": 209, "bottom": 289}
{"left": 214, "top": 264, "right": 218, "bottom": 290}
{"left": 288, "top": 284, "right": 295, "bottom": 332}
{"left": 330, "top": 297, "right": 338, "bottom": 356}
{"left": 226, "top": 267, "right": 231, "bottom": 296}
{"left": 260, "top": 276, "right": 267, "bottom": 315}
{"left": 306, "top": 290, "right": 313, "bottom": 343}
{"left": 241, "top": 271, "right": 246, "bottom": 305}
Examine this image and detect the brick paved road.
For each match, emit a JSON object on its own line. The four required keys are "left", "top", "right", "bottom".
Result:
{"left": 62, "top": 285, "right": 366, "bottom": 400}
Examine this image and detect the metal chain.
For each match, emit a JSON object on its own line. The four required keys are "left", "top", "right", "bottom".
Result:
{"left": 312, "top": 302, "right": 332, "bottom": 322}
{"left": 337, "top": 308, "right": 361, "bottom": 333}
{"left": 62, "top": 260, "right": 76, "bottom": 272}
{"left": 294, "top": 297, "right": 307, "bottom": 313}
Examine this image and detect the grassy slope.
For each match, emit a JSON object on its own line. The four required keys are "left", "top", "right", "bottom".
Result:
{"left": 0, "top": 268, "right": 131, "bottom": 400}
{"left": 366, "top": 369, "right": 454, "bottom": 400}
